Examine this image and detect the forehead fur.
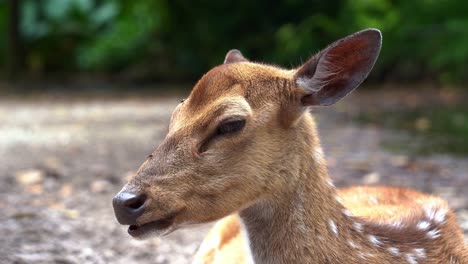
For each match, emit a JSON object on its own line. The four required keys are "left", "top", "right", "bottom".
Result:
{"left": 186, "top": 62, "right": 294, "bottom": 111}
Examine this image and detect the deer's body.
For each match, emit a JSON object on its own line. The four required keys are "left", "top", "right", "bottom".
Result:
{"left": 195, "top": 188, "right": 467, "bottom": 264}
{"left": 113, "top": 29, "right": 468, "bottom": 264}
{"left": 193, "top": 111, "right": 467, "bottom": 264}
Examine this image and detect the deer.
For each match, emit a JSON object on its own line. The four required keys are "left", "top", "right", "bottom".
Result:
{"left": 112, "top": 29, "right": 468, "bottom": 264}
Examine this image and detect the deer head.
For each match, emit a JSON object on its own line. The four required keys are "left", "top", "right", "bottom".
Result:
{"left": 112, "top": 29, "right": 382, "bottom": 239}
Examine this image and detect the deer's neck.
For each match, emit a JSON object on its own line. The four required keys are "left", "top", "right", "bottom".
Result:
{"left": 239, "top": 115, "right": 365, "bottom": 263}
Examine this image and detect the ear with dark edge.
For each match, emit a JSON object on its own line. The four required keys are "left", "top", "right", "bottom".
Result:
{"left": 295, "top": 29, "right": 382, "bottom": 106}
{"left": 224, "top": 49, "right": 248, "bottom": 64}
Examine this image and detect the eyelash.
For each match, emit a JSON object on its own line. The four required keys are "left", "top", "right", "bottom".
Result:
{"left": 216, "top": 119, "right": 246, "bottom": 136}
{"left": 198, "top": 119, "right": 246, "bottom": 153}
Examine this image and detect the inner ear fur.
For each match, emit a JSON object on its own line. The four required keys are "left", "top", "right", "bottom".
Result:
{"left": 295, "top": 29, "right": 382, "bottom": 106}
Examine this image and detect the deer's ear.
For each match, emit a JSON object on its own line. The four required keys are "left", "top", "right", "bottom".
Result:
{"left": 295, "top": 29, "right": 382, "bottom": 106}
{"left": 224, "top": 49, "right": 248, "bottom": 64}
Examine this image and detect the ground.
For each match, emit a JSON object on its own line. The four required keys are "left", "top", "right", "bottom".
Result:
{"left": 1, "top": 88, "right": 467, "bottom": 263}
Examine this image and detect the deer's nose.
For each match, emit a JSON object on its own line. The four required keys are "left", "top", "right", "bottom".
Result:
{"left": 112, "top": 192, "right": 147, "bottom": 225}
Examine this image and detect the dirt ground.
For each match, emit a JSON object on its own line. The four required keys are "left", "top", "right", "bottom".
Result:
{"left": 1, "top": 89, "right": 467, "bottom": 264}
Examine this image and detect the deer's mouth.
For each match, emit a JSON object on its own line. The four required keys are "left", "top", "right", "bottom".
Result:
{"left": 128, "top": 214, "right": 177, "bottom": 238}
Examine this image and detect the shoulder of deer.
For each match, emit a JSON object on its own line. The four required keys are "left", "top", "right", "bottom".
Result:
{"left": 195, "top": 187, "right": 468, "bottom": 263}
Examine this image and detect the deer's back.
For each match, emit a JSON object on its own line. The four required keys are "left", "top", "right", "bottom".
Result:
{"left": 193, "top": 186, "right": 468, "bottom": 264}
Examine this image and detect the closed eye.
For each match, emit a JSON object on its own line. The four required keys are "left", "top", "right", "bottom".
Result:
{"left": 199, "top": 119, "right": 246, "bottom": 153}
{"left": 216, "top": 119, "right": 246, "bottom": 136}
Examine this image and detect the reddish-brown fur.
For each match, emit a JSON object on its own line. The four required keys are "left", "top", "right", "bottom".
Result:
{"left": 114, "top": 29, "right": 468, "bottom": 263}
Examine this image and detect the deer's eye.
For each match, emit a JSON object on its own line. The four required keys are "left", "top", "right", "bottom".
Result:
{"left": 216, "top": 119, "right": 246, "bottom": 136}
{"left": 199, "top": 119, "right": 246, "bottom": 153}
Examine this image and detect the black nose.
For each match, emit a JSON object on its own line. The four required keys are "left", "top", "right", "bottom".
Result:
{"left": 112, "top": 192, "right": 147, "bottom": 225}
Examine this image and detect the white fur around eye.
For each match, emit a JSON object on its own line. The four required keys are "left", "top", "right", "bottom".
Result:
{"left": 220, "top": 96, "right": 252, "bottom": 118}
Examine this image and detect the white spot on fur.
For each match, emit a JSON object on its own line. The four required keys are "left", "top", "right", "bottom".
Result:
{"left": 387, "top": 247, "right": 400, "bottom": 256}
{"left": 353, "top": 222, "right": 363, "bottom": 233}
{"left": 369, "top": 196, "right": 378, "bottom": 205}
{"left": 335, "top": 196, "right": 343, "bottom": 204}
{"left": 434, "top": 209, "right": 446, "bottom": 223}
{"left": 426, "top": 229, "right": 441, "bottom": 239}
{"left": 424, "top": 205, "right": 446, "bottom": 224}
{"left": 328, "top": 219, "right": 338, "bottom": 236}
{"left": 343, "top": 209, "right": 353, "bottom": 217}
{"left": 413, "top": 248, "right": 426, "bottom": 259}
{"left": 450, "top": 255, "right": 459, "bottom": 264}
{"left": 314, "top": 147, "right": 325, "bottom": 162}
{"left": 368, "top": 235, "right": 383, "bottom": 247}
{"left": 389, "top": 221, "right": 404, "bottom": 229}
{"left": 405, "top": 253, "right": 418, "bottom": 264}
{"left": 358, "top": 252, "right": 374, "bottom": 259}
{"left": 326, "top": 178, "right": 335, "bottom": 188}
{"left": 416, "top": 221, "right": 431, "bottom": 230}
{"left": 347, "top": 240, "right": 360, "bottom": 249}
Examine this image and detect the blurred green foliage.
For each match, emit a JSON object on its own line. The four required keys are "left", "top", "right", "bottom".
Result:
{"left": 0, "top": 3, "right": 8, "bottom": 70}
{"left": 3, "top": 0, "right": 468, "bottom": 82}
